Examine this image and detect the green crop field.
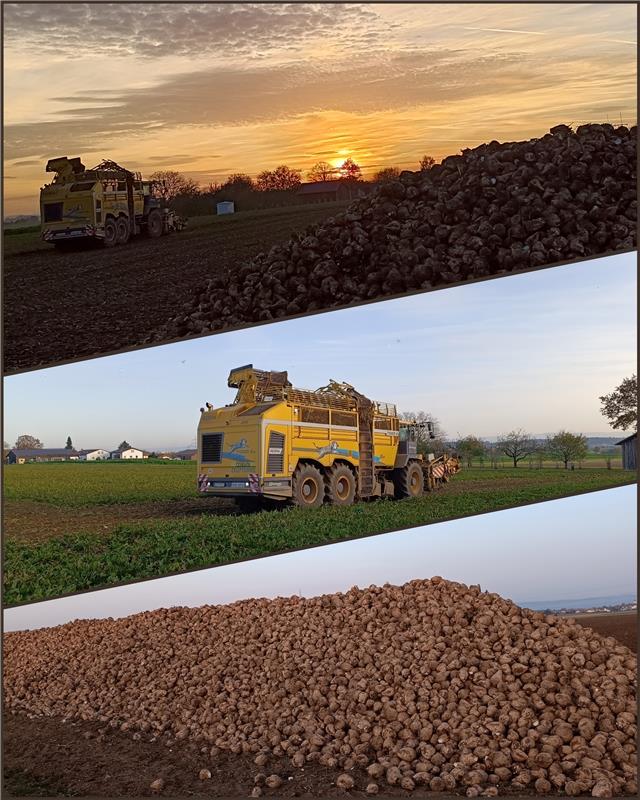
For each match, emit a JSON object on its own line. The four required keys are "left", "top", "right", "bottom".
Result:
{"left": 3, "top": 461, "right": 196, "bottom": 507}
{"left": 3, "top": 466, "right": 634, "bottom": 604}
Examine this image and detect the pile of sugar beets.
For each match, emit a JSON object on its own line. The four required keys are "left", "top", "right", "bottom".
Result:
{"left": 163, "top": 123, "right": 636, "bottom": 339}
{"left": 4, "top": 578, "right": 637, "bottom": 797}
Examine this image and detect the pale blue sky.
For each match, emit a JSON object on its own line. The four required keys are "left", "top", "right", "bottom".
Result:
{"left": 3, "top": 253, "right": 636, "bottom": 451}
{"left": 4, "top": 485, "right": 635, "bottom": 632}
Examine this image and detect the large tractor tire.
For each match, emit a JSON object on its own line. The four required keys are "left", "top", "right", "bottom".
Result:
{"left": 291, "top": 463, "right": 325, "bottom": 509}
{"left": 326, "top": 463, "right": 356, "bottom": 506}
{"left": 146, "top": 209, "right": 164, "bottom": 239}
{"left": 394, "top": 462, "right": 424, "bottom": 499}
{"left": 115, "top": 216, "right": 131, "bottom": 245}
{"left": 103, "top": 217, "right": 118, "bottom": 248}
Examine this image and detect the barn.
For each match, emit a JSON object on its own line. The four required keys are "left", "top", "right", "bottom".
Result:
{"left": 297, "top": 180, "right": 358, "bottom": 204}
{"left": 616, "top": 432, "right": 637, "bottom": 470}
{"left": 7, "top": 448, "right": 79, "bottom": 464}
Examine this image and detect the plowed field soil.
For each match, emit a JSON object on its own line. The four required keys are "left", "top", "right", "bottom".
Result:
{"left": 3, "top": 205, "right": 346, "bottom": 373}
{"left": 3, "top": 612, "right": 635, "bottom": 798}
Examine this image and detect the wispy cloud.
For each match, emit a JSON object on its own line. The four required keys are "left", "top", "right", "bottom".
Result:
{"left": 464, "top": 26, "right": 546, "bottom": 36}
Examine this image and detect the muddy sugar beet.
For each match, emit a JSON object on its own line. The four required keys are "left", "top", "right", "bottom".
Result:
{"left": 4, "top": 578, "right": 637, "bottom": 796}
{"left": 163, "top": 123, "right": 636, "bottom": 339}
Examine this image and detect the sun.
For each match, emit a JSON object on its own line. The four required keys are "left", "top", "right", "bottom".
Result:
{"left": 331, "top": 149, "right": 351, "bottom": 169}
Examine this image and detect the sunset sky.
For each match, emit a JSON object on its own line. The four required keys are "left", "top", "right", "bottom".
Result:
{"left": 3, "top": 2, "right": 637, "bottom": 215}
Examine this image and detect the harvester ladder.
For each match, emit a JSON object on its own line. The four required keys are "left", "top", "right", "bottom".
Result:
{"left": 357, "top": 400, "right": 375, "bottom": 498}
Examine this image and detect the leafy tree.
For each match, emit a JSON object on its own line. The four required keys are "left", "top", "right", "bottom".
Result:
{"left": 497, "top": 429, "right": 534, "bottom": 468}
{"left": 65, "top": 436, "right": 73, "bottom": 450}
{"left": 255, "top": 165, "right": 302, "bottom": 192}
{"left": 546, "top": 431, "right": 588, "bottom": 469}
{"left": 149, "top": 170, "right": 200, "bottom": 202}
{"left": 419, "top": 154, "right": 436, "bottom": 171}
{"left": 599, "top": 375, "right": 637, "bottom": 431}
{"left": 205, "top": 181, "right": 221, "bottom": 194}
{"left": 307, "top": 161, "right": 337, "bottom": 182}
{"left": 456, "top": 435, "right": 486, "bottom": 467}
{"left": 118, "top": 440, "right": 131, "bottom": 451}
{"left": 339, "top": 157, "right": 362, "bottom": 181}
{"left": 373, "top": 166, "right": 401, "bottom": 183}
{"left": 15, "top": 434, "right": 43, "bottom": 449}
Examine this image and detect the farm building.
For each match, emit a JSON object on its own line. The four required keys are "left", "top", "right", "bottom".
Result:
{"left": 109, "top": 447, "right": 149, "bottom": 460}
{"left": 616, "top": 432, "right": 637, "bottom": 470}
{"left": 174, "top": 449, "right": 197, "bottom": 460}
{"left": 296, "top": 180, "right": 360, "bottom": 204}
{"left": 77, "top": 448, "right": 110, "bottom": 461}
{"left": 7, "top": 448, "right": 79, "bottom": 464}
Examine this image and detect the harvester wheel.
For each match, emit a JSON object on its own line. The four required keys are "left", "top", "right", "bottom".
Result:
{"left": 291, "top": 463, "right": 324, "bottom": 509}
{"left": 146, "top": 209, "right": 164, "bottom": 238}
{"left": 326, "top": 463, "right": 356, "bottom": 506}
{"left": 115, "top": 216, "right": 130, "bottom": 244}
{"left": 103, "top": 217, "right": 118, "bottom": 247}
{"left": 394, "top": 462, "right": 424, "bottom": 499}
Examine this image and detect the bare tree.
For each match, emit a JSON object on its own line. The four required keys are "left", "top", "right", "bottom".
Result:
{"left": 256, "top": 165, "right": 302, "bottom": 192}
{"left": 497, "top": 429, "right": 534, "bottom": 468}
{"left": 149, "top": 170, "right": 199, "bottom": 202}
{"left": 399, "top": 411, "right": 448, "bottom": 456}
{"left": 223, "top": 174, "right": 255, "bottom": 190}
{"left": 307, "top": 161, "right": 337, "bottom": 182}
{"left": 599, "top": 375, "right": 637, "bottom": 431}
{"left": 373, "top": 166, "right": 401, "bottom": 183}
{"left": 419, "top": 154, "right": 436, "bottom": 171}
{"left": 546, "top": 431, "right": 589, "bottom": 469}
{"left": 339, "top": 157, "right": 362, "bottom": 181}
{"left": 15, "top": 434, "right": 43, "bottom": 449}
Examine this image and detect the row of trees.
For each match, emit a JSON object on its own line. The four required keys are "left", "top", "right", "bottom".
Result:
{"left": 401, "top": 418, "right": 593, "bottom": 469}
{"left": 405, "top": 375, "right": 637, "bottom": 468}
{"left": 148, "top": 152, "right": 439, "bottom": 214}
{"left": 455, "top": 430, "right": 590, "bottom": 469}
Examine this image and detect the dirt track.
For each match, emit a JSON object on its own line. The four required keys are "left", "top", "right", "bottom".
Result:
{"left": 2, "top": 497, "right": 234, "bottom": 544}
{"left": 3, "top": 205, "right": 345, "bottom": 374}
{"left": 3, "top": 611, "right": 635, "bottom": 798}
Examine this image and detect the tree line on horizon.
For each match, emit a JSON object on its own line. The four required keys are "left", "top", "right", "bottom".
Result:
{"left": 7, "top": 375, "right": 635, "bottom": 467}
{"left": 149, "top": 153, "right": 438, "bottom": 215}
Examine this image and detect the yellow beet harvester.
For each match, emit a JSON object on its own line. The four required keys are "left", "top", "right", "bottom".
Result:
{"left": 40, "top": 156, "right": 185, "bottom": 248}
{"left": 197, "top": 365, "right": 460, "bottom": 509}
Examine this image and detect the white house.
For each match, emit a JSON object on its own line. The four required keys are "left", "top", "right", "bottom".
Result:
{"left": 77, "top": 448, "right": 110, "bottom": 461}
{"left": 110, "top": 447, "right": 149, "bottom": 460}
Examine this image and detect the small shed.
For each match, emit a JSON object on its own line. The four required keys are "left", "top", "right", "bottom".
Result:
{"left": 615, "top": 432, "right": 637, "bottom": 470}
{"left": 216, "top": 201, "right": 235, "bottom": 215}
